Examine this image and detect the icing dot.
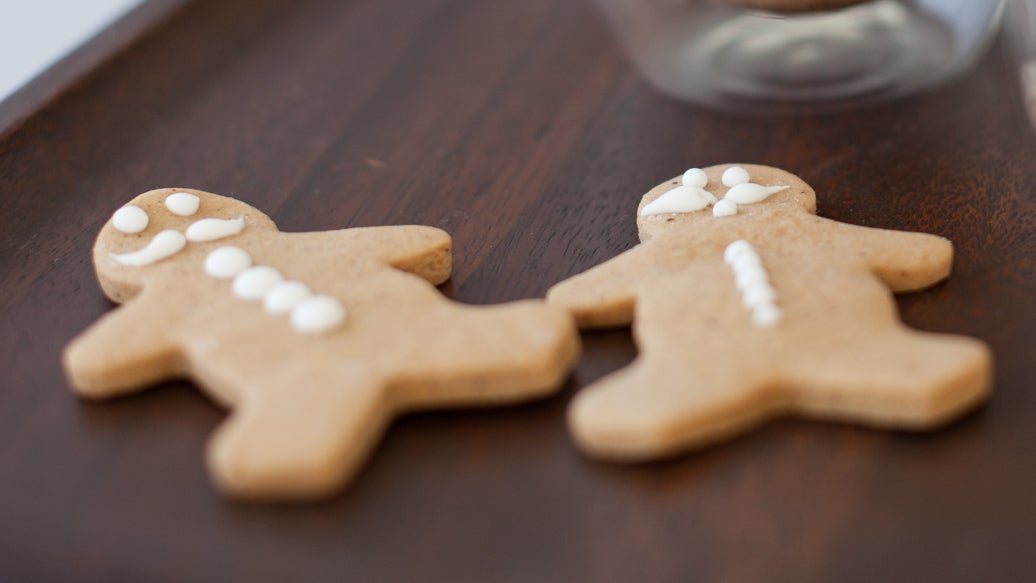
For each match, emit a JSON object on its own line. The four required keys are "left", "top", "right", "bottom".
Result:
{"left": 682, "top": 168, "right": 708, "bottom": 188}
{"left": 713, "top": 199, "right": 738, "bottom": 217}
{"left": 752, "top": 304, "right": 783, "bottom": 327}
{"left": 112, "top": 205, "right": 149, "bottom": 233}
{"left": 165, "top": 192, "right": 200, "bottom": 216}
{"left": 233, "top": 266, "right": 284, "bottom": 300}
{"left": 722, "top": 166, "right": 750, "bottom": 187}
{"left": 730, "top": 251, "right": 762, "bottom": 271}
{"left": 723, "top": 240, "right": 753, "bottom": 263}
{"left": 186, "top": 216, "right": 245, "bottom": 242}
{"left": 205, "top": 246, "right": 252, "bottom": 278}
{"left": 111, "top": 230, "right": 186, "bottom": 266}
{"left": 263, "top": 281, "right": 312, "bottom": 314}
{"left": 735, "top": 266, "right": 768, "bottom": 291}
{"left": 742, "top": 283, "right": 777, "bottom": 308}
{"left": 291, "top": 295, "right": 346, "bottom": 333}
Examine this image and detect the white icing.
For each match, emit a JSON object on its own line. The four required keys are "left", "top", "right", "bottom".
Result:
{"left": 200, "top": 243, "right": 345, "bottom": 333}
{"left": 165, "top": 192, "right": 200, "bottom": 216}
{"left": 742, "top": 283, "right": 776, "bottom": 308}
{"left": 723, "top": 240, "right": 753, "bottom": 263}
{"left": 186, "top": 216, "right": 245, "bottom": 242}
{"left": 111, "top": 230, "right": 186, "bottom": 266}
{"left": 713, "top": 199, "right": 738, "bottom": 217}
{"left": 722, "top": 166, "right": 750, "bottom": 187}
{"left": 752, "top": 304, "right": 783, "bottom": 328}
{"left": 291, "top": 295, "right": 346, "bottom": 333}
{"left": 263, "top": 281, "right": 312, "bottom": 314}
{"left": 724, "top": 240, "right": 781, "bottom": 328}
{"left": 730, "top": 252, "right": 762, "bottom": 273}
{"left": 735, "top": 266, "right": 768, "bottom": 291}
{"left": 205, "top": 246, "right": 252, "bottom": 278}
{"left": 641, "top": 185, "right": 714, "bottom": 216}
{"left": 723, "top": 183, "right": 789, "bottom": 204}
{"left": 682, "top": 168, "right": 708, "bottom": 188}
{"left": 112, "top": 205, "right": 149, "bottom": 233}
{"left": 233, "top": 266, "right": 284, "bottom": 300}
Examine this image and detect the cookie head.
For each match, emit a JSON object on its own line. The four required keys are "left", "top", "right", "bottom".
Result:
{"left": 637, "top": 164, "right": 817, "bottom": 242}
{"left": 94, "top": 188, "right": 277, "bottom": 302}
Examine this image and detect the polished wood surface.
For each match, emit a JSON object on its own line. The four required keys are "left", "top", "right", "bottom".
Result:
{"left": 1, "top": 0, "right": 1033, "bottom": 580}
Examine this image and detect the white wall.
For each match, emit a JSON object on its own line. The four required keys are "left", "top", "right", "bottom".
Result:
{"left": 0, "top": 0, "right": 147, "bottom": 103}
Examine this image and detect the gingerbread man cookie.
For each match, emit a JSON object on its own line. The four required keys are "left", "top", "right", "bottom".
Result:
{"left": 65, "top": 189, "right": 579, "bottom": 500}
{"left": 548, "top": 164, "right": 992, "bottom": 460}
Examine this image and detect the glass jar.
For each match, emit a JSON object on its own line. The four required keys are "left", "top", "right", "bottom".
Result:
{"left": 591, "top": 0, "right": 1006, "bottom": 111}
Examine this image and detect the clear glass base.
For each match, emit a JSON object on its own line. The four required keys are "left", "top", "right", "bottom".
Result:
{"left": 598, "top": 0, "right": 1004, "bottom": 111}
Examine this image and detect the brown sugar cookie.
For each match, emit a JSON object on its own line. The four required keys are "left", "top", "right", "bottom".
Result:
{"left": 547, "top": 164, "right": 992, "bottom": 460}
{"left": 65, "top": 189, "right": 580, "bottom": 500}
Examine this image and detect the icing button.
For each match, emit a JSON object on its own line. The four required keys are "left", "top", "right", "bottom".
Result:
{"left": 264, "top": 281, "right": 312, "bottom": 314}
{"left": 233, "top": 266, "right": 284, "bottom": 300}
{"left": 205, "top": 246, "right": 252, "bottom": 279}
{"left": 291, "top": 296, "right": 346, "bottom": 333}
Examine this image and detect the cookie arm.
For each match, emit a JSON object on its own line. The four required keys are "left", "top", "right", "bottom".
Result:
{"left": 63, "top": 296, "right": 183, "bottom": 399}
{"left": 547, "top": 246, "right": 652, "bottom": 329}
{"left": 289, "top": 226, "right": 452, "bottom": 285}
{"left": 375, "top": 225, "right": 453, "bottom": 285}
{"left": 816, "top": 217, "right": 954, "bottom": 292}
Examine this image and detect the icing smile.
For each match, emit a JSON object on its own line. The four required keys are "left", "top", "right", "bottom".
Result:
{"left": 112, "top": 230, "right": 187, "bottom": 266}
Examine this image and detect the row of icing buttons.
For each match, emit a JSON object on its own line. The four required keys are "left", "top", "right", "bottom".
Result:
{"left": 204, "top": 246, "right": 346, "bottom": 334}
{"left": 724, "top": 240, "right": 781, "bottom": 328}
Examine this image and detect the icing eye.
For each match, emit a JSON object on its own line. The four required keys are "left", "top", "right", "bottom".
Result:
{"left": 112, "top": 205, "right": 149, "bottom": 233}
{"left": 165, "top": 192, "right": 200, "bottom": 216}
{"left": 722, "top": 166, "right": 750, "bottom": 187}
{"left": 682, "top": 168, "right": 708, "bottom": 188}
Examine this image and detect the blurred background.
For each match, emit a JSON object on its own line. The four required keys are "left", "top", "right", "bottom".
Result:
{"left": 0, "top": 0, "right": 145, "bottom": 102}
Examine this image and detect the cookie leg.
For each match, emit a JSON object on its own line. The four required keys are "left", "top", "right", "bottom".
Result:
{"left": 787, "top": 330, "right": 993, "bottom": 428}
{"left": 205, "top": 365, "right": 388, "bottom": 500}
{"left": 568, "top": 358, "right": 772, "bottom": 460}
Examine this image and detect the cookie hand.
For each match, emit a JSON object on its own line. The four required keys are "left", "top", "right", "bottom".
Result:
{"left": 816, "top": 216, "right": 954, "bottom": 292}
{"left": 63, "top": 293, "right": 183, "bottom": 399}
{"left": 547, "top": 246, "right": 653, "bottom": 329}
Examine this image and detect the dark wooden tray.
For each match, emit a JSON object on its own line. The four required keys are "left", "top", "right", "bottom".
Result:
{"left": 2, "top": 0, "right": 1034, "bottom": 581}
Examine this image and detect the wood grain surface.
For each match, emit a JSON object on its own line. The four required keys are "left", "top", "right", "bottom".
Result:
{"left": 1, "top": 0, "right": 1034, "bottom": 581}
